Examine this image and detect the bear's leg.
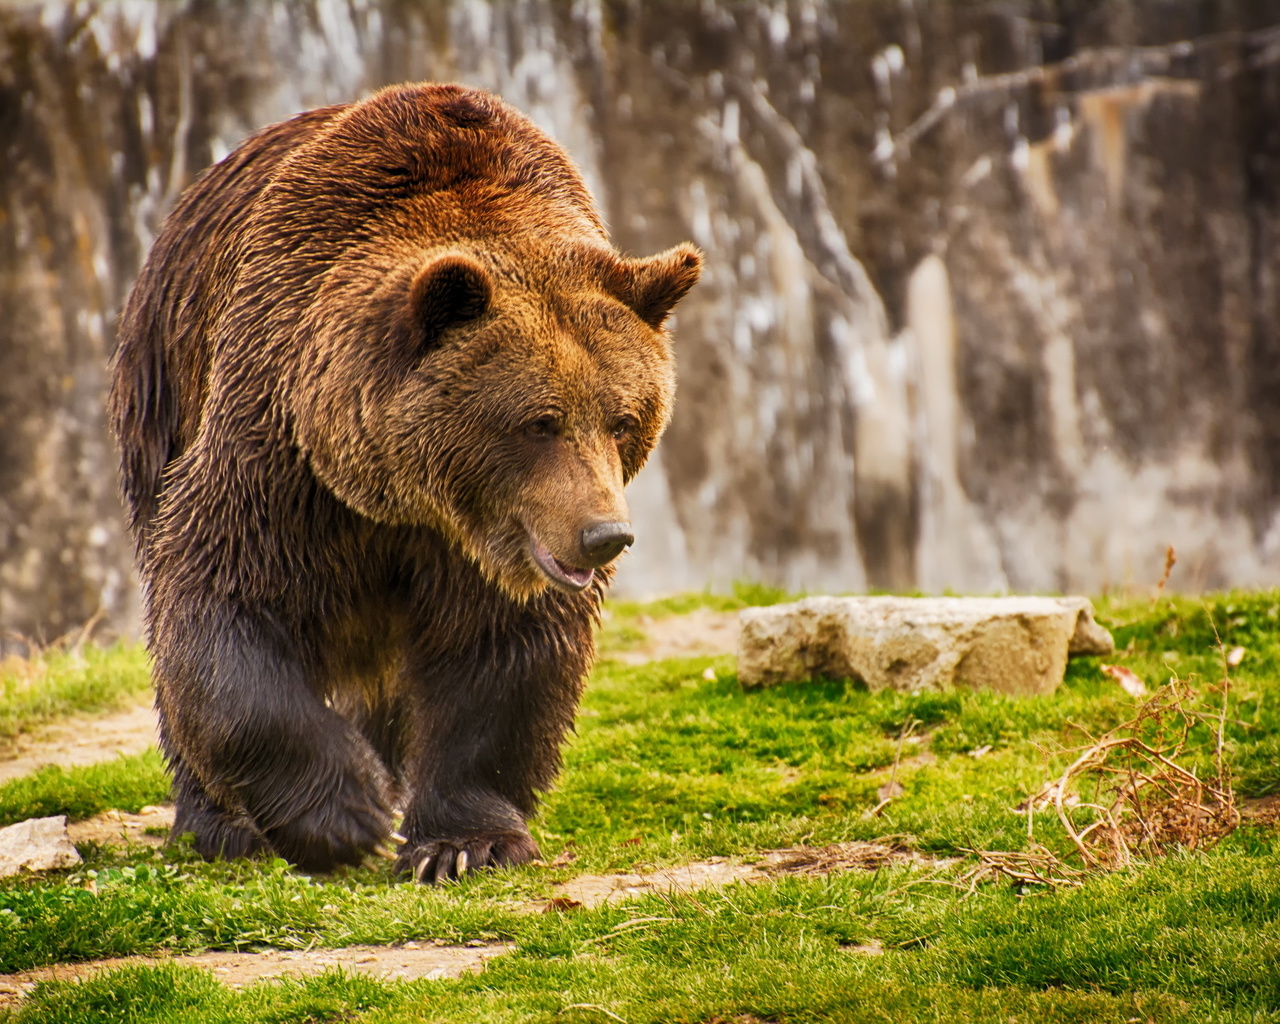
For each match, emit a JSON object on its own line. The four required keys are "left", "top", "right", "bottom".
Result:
{"left": 395, "top": 643, "right": 584, "bottom": 883}
{"left": 168, "top": 756, "right": 265, "bottom": 860}
{"left": 345, "top": 691, "right": 410, "bottom": 795}
{"left": 153, "top": 604, "right": 395, "bottom": 872}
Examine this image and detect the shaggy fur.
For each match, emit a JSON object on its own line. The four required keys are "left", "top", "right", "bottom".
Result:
{"left": 108, "top": 83, "right": 701, "bottom": 880}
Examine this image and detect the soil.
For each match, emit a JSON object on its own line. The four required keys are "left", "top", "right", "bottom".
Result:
{"left": 544, "top": 841, "right": 938, "bottom": 910}
{"left": 0, "top": 943, "right": 511, "bottom": 1005}
{"left": 1242, "top": 794, "right": 1280, "bottom": 825}
{"left": 67, "top": 805, "right": 172, "bottom": 848}
{"left": 0, "top": 703, "right": 157, "bottom": 785}
{"left": 610, "top": 608, "right": 740, "bottom": 664}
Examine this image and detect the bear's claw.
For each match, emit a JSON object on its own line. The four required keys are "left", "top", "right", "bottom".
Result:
{"left": 397, "top": 832, "right": 539, "bottom": 884}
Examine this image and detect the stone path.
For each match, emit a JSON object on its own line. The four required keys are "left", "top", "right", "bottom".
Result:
{"left": 0, "top": 704, "right": 157, "bottom": 785}
{"left": 0, "top": 943, "right": 511, "bottom": 1003}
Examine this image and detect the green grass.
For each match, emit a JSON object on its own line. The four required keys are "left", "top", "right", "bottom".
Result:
{"left": 0, "top": 644, "right": 151, "bottom": 753}
{"left": 0, "top": 750, "right": 170, "bottom": 828}
{"left": 7, "top": 852, "right": 1280, "bottom": 1021}
{"left": 2, "top": 590, "right": 1280, "bottom": 1022}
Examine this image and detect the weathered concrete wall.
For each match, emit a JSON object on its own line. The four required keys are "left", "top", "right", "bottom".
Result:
{"left": 3, "top": 1, "right": 1280, "bottom": 643}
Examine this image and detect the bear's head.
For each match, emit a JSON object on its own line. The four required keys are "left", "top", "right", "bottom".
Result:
{"left": 276, "top": 85, "right": 702, "bottom": 599}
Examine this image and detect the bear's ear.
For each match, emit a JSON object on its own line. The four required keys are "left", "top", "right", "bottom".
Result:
{"left": 610, "top": 244, "right": 703, "bottom": 329}
{"left": 406, "top": 252, "right": 492, "bottom": 348}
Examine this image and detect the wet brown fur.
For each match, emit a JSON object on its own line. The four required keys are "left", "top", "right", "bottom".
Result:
{"left": 108, "top": 83, "right": 701, "bottom": 879}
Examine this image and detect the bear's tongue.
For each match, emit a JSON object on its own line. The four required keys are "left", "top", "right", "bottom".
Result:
{"left": 530, "top": 535, "right": 594, "bottom": 591}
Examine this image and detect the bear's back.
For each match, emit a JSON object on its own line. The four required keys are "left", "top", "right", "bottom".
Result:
{"left": 109, "top": 103, "right": 343, "bottom": 546}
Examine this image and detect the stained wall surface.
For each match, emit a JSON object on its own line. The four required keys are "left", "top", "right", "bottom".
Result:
{"left": 3, "top": 1, "right": 1280, "bottom": 642}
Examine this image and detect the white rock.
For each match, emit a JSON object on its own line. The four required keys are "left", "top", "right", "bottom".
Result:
{"left": 0, "top": 815, "right": 82, "bottom": 877}
{"left": 738, "top": 596, "right": 1114, "bottom": 695}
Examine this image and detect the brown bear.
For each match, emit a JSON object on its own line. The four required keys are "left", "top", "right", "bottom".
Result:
{"left": 108, "top": 83, "right": 701, "bottom": 882}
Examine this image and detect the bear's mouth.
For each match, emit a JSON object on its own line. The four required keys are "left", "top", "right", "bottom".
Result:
{"left": 529, "top": 534, "right": 594, "bottom": 591}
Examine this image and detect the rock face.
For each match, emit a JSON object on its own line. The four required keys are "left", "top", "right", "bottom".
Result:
{"left": 0, "top": 816, "right": 82, "bottom": 877}
{"left": 738, "top": 596, "right": 1115, "bottom": 695}
{"left": 3, "top": 2, "right": 1280, "bottom": 641}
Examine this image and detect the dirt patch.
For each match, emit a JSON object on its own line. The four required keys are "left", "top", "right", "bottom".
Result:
{"left": 547, "top": 843, "right": 936, "bottom": 910}
{"left": 840, "top": 939, "right": 885, "bottom": 956}
{"left": 756, "top": 841, "right": 942, "bottom": 875}
{"left": 551, "top": 857, "right": 758, "bottom": 907}
{"left": 611, "top": 609, "right": 740, "bottom": 665}
{"left": 1242, "top": 795, "right": 1280, "bottom": 826}
{"left": 0, "top": 703, "right": 158, "bottom": 784}
{"left": 0, "top": 942, "right": 511, "bottom": 1005}
{"left": 67, "top": 804, "right": 174, "bottom": 848}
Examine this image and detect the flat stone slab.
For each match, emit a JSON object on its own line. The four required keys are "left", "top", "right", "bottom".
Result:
{"left": 0, "top": 815, "right": 81, "bottom": 877}
{"left": 738, "top": 596, "right": 1114, "bottom": 696}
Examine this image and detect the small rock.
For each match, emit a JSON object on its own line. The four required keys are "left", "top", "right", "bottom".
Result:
{"left": 1101, "top": 664, "right": 1148, "bottom": 698}
{"left": 876, "top": 780, "right": 904, "bottom": 802}
{"left": 738, "top": 596, "right": 1114, "bottom": 696}
{"left": 0, "top": 816, "right": 82, "bottom": 877}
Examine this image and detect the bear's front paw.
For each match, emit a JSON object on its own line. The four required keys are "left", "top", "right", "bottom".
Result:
{"left": 263, "top": 770, "right": 394, "bottom": 873}
{"left": 396, "top": 831, "right": 540, "bottom": 884}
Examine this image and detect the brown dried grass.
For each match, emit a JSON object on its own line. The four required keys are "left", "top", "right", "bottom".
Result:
{"left": 966, "top": 638, "right": 1241, "bottom": 890}
{"left": 1033, "top": 679, "right": 1236, "bottom": 868}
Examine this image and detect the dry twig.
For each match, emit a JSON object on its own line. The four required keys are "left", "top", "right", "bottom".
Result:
{"left": 1152, "top": 546, "right": 1177, "bottom": 609}
{"left": 957, "top": 846, "right": 1085, "bottom": 891}
{"left": 867, "top": 718, "right": 916, "bottom": 817}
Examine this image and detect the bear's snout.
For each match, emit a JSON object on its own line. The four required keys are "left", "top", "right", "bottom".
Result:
{"left": 579, "top": 520, "right": 633, "bottom": 567}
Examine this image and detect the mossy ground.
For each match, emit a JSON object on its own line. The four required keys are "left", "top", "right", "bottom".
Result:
{"left": 1, "top": 590, "right": 1279, "bottom": 1022}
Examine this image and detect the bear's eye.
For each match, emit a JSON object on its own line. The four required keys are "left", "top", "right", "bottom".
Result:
{"left": 525, "top": 415, "right": 562, "bottom": 438}
{"left": 611, "top": 416, "right": 637, "bottom": 441}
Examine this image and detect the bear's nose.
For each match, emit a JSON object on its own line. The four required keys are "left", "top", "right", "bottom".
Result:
{"left": 579, "top": 521, "right": 634, "bottom": 566}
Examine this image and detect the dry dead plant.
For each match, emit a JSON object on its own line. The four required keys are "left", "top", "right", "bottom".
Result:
{"left": 956, "top": 845, "right": 1086, "bottom": 890}
{"left": 1020, "top": 677, "right": 1239, "bottom": 871}
{"left": 1151, "top": 545, "right": 1177, "bottom": 608}
{"left": 962, "top": 602, "right": 1245, "bottom": 890}
{"left": 759, "top": 840, "right": 919, "bottom": 875}
{"left": 2, "top": 607, "right": 107, "bottom": 677}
